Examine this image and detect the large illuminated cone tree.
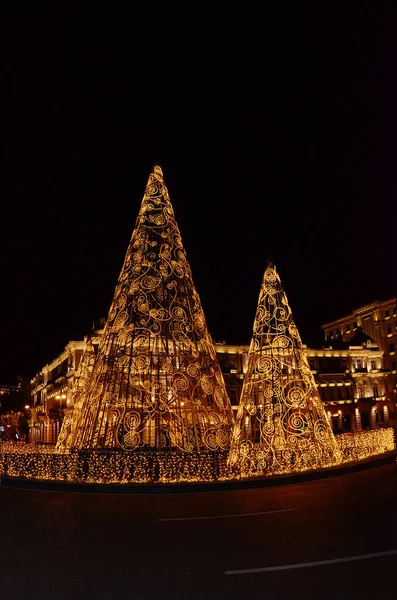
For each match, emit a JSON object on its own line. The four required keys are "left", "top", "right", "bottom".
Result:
{"left": 71, "top": 166, "right": 234, "bottom": 452}
{"left": 55, "top": 339, "right": 96, "bottom": 453}
{"left": 229, "top": 265, "right": 341, "bottom": 475}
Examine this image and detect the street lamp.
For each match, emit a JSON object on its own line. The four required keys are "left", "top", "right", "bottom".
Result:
{"left": 55, "top": 394, "right": 67, "bottom": 410}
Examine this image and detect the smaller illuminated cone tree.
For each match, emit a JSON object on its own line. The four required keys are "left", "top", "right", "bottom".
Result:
{"left": 229, "top": 265, "right": 341, "bottom": 475}
{"left": 55, "top": 340, "right": 96, "bottom": 453}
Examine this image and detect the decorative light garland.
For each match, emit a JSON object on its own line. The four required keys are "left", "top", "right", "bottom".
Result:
{"left": 336, "top": 428, "right": 395, "bottom": 462}
{"left": 228, "top": 265, "right": 342, "bottom": 477}
{"left": 0, "top": 428, "right": 394, "bottom": 484}
{"left": 67, "top": 165, "right": 235, "bottom": 453}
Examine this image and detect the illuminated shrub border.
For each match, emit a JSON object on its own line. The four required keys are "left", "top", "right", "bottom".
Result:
{"left": 0, "top": 428, "right": 394, "bottom": 485}
{"left": 0, "top": 447, "right": 229, "bottom": 484}
{"left": 336, "top": 428, "right": 395, "bottom": 462}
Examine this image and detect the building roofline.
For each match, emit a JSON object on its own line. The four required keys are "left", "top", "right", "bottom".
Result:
{"left": 322, "top": 297, "right": 396, "bottom": 329}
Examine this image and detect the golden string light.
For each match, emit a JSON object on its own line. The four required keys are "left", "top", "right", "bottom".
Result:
{"left": 0, "top": 169, "right": 395, "bottom": 485}
{"left": 336, "top": 429, "right": 395, "bottom": 462}
{"left": 68, "top": 165, "right": 235, "bottom": 452}
{"left": 229, "top": 265, "right": 343, "bottom": 477}
{"left": 0, "top": 428, "right": 394, "bottom": 483}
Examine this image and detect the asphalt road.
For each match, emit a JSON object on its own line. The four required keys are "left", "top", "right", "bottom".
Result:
{"left": 1, "top": 463, "right": 396, "bottom": 600}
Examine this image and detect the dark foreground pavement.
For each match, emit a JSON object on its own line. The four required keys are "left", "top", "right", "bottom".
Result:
{"left": 1, "top": 463, "right": 396, "bottom": 600}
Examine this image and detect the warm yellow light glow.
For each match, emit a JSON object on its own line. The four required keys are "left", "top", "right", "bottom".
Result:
{"left": 1, "top": 428, "right": 393, "bottom": 484}
{"left": 3, "top": 168, "right": 394, "bottom": 486}
{"left": 228, "top": 265, "right": 342, "bottom": 478}
{"left": 336, "top": 429, "right": 395, "bottom": 462}
{"left": 57, "top": 165, "right": 235, "bottom": 454}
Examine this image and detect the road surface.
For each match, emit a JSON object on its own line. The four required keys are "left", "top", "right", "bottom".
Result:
{"left": 0, "top": 463, "right": 396, "bottom": 599}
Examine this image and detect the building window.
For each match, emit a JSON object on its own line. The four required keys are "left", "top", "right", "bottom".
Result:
{"left": 230, "top": 389, "right": 238, "bottom": 405}
{"left": 226, "top": 358, "right": 236, "bottom": 371}
{"left": 387, "top": 325, "right": 392, "bottom": 335}
{"left": 392, "top": 361, "right": 396, "bottom": 370}
{"left": 341, "top": 359, "right": 347, "bottom": 371}
{"left": 373, "top": 385, "right": 379, "bottom": 398}
{"left": 389, "top": 343, "right": 395, "bottom": 353}
{"left": 346, "top": 325, "right": 350, "bottom": 333}
{"left": 361, "top": 412, "right": 370, "bottom": 430}
{"left": 309, "top": 359, "right": 316, "bottom": 370}
{"left": 356, "top": 359, "right": 362, "bottom": 370}
{"left": 354, "top": 321, "right": 358, "bottom": 328}
{"left": 342, "top": 414, "right": 351, "bottom": 431}
{"left": 385, "top": 310, "right": 389, "bottom": 318}
{"left": 336, "top": 328, "right": 340, "bottom": 335}
{"left": 358, "top": 386, "right": 364, "bottom": 398}
{"left": 371, "top": 360, "right": 376, "bottom": 370}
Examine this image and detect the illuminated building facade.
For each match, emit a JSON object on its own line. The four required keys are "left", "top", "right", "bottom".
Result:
{"left": 30, "top": 331, "right": 394, "bottom": 443}
{"left": 55, "top": 339, "right": 96, "bottom": 452}
{"left": 29, "top": 325, "right": 103, "bottom": 444}
{"left": 218, "top": 338, "right": 394, "bottom": 433}
{"left": 31, "top": 334, "right": 246, "bottom": 444}
{"left": 322, "top": 299, "right": 396, "bottom": 410}
{"left": 213, "top": 342, "right": 248, "bottom": 414}
{"left": 307, "top": 335, "right": 392, "bottom": 432}
{"left": 0, "top": 376, "right": 22, "bottom": 397}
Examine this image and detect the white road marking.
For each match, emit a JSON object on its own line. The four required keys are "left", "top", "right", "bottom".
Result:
{"left": 224, "top": 549, "right": 397, "bottom": 575}
{"left": 157, "top": 507, "right": 297, "bottom": 522}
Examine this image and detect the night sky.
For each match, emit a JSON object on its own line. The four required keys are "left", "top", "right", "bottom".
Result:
{"left": 1, "top": 7, "right": 395, "bottom": 380}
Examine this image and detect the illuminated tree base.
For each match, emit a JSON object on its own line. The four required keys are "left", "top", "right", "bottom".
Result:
{"left": 0, "top": 447, "right": 230, "bottom": 484}
{"left": 334, "top": 429, "right": 395, "bottom": 462}
{"left": 229, "top": 443, "right": 342, "bottom": 479}
{"left": 0, "top": 429, "right": 394, "bottom": 484}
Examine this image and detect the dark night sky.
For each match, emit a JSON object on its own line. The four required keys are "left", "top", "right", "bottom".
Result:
{"left": 0, "top": 7, "right": 396, "bottom": 380}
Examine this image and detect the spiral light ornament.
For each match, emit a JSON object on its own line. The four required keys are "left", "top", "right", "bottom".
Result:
{"left": 228, "top": 264, "right": 341, "bottom": 474}
{"left": 66, "top": 166, "right": 234, "bottom": 452}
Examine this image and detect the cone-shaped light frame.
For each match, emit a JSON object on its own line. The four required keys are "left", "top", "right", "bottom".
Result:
{"left": 229, "top": 264, "right": 341, "bottom": 475}
{"left": 71, "top": 166, "right": 234, "bottom": 452}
